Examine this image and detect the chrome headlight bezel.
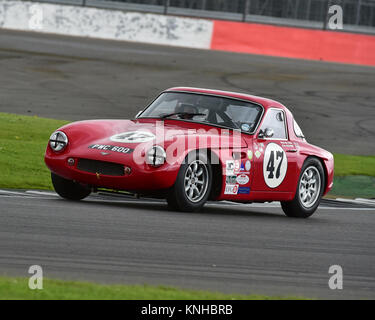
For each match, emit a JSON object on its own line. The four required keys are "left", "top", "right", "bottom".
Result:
{"left": 49, "top": 131, "right": 68, "bottom": 152}
{"left": 146, "top": 146, "right": 166, "bottom": 167}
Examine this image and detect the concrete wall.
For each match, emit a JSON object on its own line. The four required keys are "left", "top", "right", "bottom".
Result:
{"left": 0, "top": 0, "right": 214, "bottom": 49}
{"left": 1, "top": 0, "right": 374, "bottom": 66}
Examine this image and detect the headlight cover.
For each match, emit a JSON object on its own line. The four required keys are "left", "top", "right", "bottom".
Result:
{"left": 49, "top": 131, "right": 68, "bottom": 152}
{"left": 146, "top": 146, "right": 166, "bottom": 167}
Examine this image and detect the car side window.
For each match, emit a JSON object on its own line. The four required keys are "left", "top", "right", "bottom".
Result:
{"left": 260, "top": 109, "right": 287, "bottom": 139}
{"left": 293, "top": 119, "right": 305, "bottom": 139}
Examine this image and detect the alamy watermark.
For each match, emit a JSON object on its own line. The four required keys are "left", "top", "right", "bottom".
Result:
{"left": 328, "top": 265, "right": 343, "bottom": 290}
{"left": 28, "top": 265, "right": 43, "bottom": 290}
{"left": 328, "top": 5, "right": 343, "bottom": 30}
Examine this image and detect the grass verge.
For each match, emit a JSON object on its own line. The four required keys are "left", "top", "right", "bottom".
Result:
{"left": 0, "top": 112, "right": 374, "bottom": 196}
{"left": 333, "top": 153, "right": 375, "bottom": 177}
{"left": 0, "top": 113, "right": 68, "bottom": 190}
{"left": 0, "top": 276, "right": 303, "bottom": 300}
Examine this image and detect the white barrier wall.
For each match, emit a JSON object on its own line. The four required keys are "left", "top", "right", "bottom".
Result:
{"left": 0, "top": 0, "right": 213, "bottom": 49}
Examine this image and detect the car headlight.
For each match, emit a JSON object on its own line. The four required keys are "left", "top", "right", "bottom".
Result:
{"left": 49, "top": 131, "right": 68, "bottom": 152}
{"left": 146, "top": 146, "right": 166, "bottom": 167}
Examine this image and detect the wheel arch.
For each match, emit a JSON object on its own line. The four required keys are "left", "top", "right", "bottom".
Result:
{"left": 184, "top": 148, "right": 223, "bottom": 200}
{"left": 301, "top": 155, "right": 329, "bottom": 195}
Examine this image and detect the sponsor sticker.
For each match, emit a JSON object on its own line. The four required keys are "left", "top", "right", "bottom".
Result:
{"left": 247, "top": 150, "right": 253, "bottom": 160}
{"left": 236, "top": 174, "right": 249, "bottom": 185}
{"left": 240, "top": 162, "right": 245, "bottom": 171}
{"left": 89, "top": 144, "right": 133, "bottom": 154}
{"left": 226, "top": 175, "right": 237, "bottom": 185}
{"left": 110, "top": 131, "right": 155, "bottom": 143}
{"left": 238, "top": 187, "right": 250, "bottom": 194}
{"left": 245, "top": 160, "right": 251, "bottom": 171}
{"left": 234, "top": 160, "right": 240, "bottom": 173}
{"left": 255, "top": 150, "right": 261, "bottom": 159}
{"left": 226, "top": 160, "right": 235, "bottom": 175}
{"left": 224, "top": 184, "right": 239, "bottom": 195}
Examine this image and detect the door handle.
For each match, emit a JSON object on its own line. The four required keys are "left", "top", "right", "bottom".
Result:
{"left": 286, "top": 149, "right": 298, "bottom": 153}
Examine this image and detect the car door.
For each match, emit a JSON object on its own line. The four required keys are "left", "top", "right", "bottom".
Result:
{"left": 251, "top": 108, "right": 298, "bottom": 193}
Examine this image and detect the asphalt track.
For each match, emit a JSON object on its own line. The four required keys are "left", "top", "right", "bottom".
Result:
{"left": 0, "top": 189, "right": 375, "bottom": 299}
{"left": 0, "top": 29, "right": 374, "bottom": 155}
{"left": 0, "top": 30, "right": 375, "bottom": 299}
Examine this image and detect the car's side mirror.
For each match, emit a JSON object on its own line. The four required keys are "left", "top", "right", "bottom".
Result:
{"left": 258, "top": 128, "right": 274, "bottom": 139}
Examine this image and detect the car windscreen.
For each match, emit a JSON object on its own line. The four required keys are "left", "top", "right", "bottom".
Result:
{"left": 138, "top": 92, "right": 263, "bottom": 133}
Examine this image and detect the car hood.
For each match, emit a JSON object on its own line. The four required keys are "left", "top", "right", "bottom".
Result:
{"left": 57, "top": 118, "right": 248, "bottom": 150}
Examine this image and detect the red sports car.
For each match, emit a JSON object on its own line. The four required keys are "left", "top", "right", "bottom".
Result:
{"left": 45, "top": 87, "right": 334, "bottom": 218}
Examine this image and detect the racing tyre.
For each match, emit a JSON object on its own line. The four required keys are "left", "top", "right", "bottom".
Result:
{"left": 51, "top": 173, "right": 91, "bottom": 201}
{"left": 167, "top": 152, "right": 212, "bottom": 212}
{"left": 281, "top": 158, "right": 325, "bottom": 218}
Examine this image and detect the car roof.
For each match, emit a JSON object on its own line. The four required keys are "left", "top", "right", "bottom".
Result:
{"left": 165, "top": 87, "right": 287, "bottom": 111}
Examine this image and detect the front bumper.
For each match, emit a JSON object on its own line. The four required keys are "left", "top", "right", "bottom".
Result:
{"left": 45, "top": 150, "right": 178, "bottom": 191}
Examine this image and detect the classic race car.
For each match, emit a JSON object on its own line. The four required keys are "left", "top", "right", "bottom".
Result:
{"left": 45, "top": 87, "right": 334, "bottom": 218}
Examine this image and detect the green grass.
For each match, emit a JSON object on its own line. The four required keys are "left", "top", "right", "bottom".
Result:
{"left": 0, "top": 112, "right": 374, "bottom": 194}
{"left": 333, "top": 153, "right": 375, "bottom": 177}
{"left": 0, "top": 276, "right": 303, "bottom": 300}
{"left": 330, "top": 175, "right": 375, "bottom": 198}
{"left": 0, "top": 113, "right": 68, "bottom": 190}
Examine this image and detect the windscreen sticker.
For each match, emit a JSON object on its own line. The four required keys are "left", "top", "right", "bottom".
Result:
{"left": 110, "top": 131, "right": 155, "bottom": 143}
{"left": 263, "top": 143, "right": 288, "bottom": 188}
{"left": 89, "top": 144, "right": 133, "bottom": 154}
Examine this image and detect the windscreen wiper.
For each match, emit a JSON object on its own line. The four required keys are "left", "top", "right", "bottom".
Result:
{"left": 160, "top": 112, "right": 206, "bottom": 119}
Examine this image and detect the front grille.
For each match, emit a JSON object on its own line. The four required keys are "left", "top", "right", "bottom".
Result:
{"left": 77, "top": 159, "right": 124, "bottom": 176}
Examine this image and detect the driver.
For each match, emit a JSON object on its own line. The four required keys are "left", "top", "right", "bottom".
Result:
{"left": 175, "top": 103, "right": 199, "bottom": 119}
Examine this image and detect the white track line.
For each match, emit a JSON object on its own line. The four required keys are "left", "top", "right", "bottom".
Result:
{"left": 336, "top": 198, "right": 375, "bottom": 207}
{"left": 0, "top": 190, "right": 374, "bottom": 210}
{"left": 26, "top": 190, "right": 59, "bottom": 197}
{"left": 0, "top": 190, "right": 29, "bottom": 195}
{"left": 354, "top": 198, "right": 375, "bottom": 205}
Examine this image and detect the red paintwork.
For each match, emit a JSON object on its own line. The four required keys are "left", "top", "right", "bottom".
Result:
{"left": 45, "top": 87, "right": 334, "bottom": 202}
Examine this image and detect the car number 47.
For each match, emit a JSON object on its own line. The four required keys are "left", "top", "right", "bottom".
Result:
{"left": 263, "top": 143, "right": 288, "bottom": 188}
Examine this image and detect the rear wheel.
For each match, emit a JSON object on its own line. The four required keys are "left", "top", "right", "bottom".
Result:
{"left": 281, "top": 158, "right": 325, "bottom": 218}
{"left": 167, "top": 152, "right": 212, "bottom": 212}
{"left": 51, "top": 173, "right": 91, "bottom": 201}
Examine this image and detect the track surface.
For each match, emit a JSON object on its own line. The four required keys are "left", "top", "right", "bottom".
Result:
{"left": 0, "top": 190, "right": 375, "bottom": 299}
{"left": 0, "top": 29, "right": 374, "bottom": 155}
{"left": 0, "top": 30, "right": 375, "bottom": 299}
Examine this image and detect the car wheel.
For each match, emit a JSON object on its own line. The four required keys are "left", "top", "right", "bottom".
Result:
{"left": 51, "top": 172, "right": 91, "bottom": 201}
{"left": 167, "top": 152, "right": 212, "bottom": 212}
{"left": 281, "top": 157, "right": 325, "bottom": 218}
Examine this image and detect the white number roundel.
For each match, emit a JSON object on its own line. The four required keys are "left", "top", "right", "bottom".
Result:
{"left": 263, "top": 143, "right": 288, "bottom": 188}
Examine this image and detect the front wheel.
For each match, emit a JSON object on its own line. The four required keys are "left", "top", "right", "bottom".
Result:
{"left": 51, "top": 173, "right": 91, "bottom": 201}
{"left": 281, "top": 158, "right": 325, "bottom": 218}
{"left": 167, "top": 153, "right": 212, "bottom": 212}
